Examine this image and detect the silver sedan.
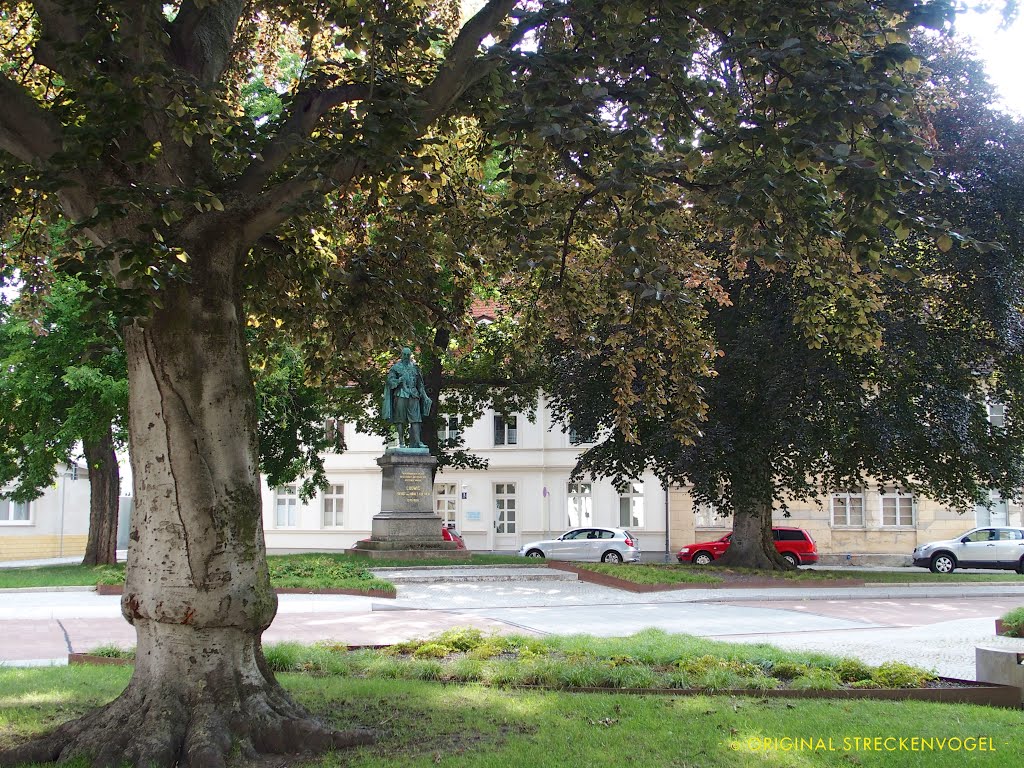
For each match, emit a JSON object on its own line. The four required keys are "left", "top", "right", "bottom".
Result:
{"left": 518, "top": 527, "right": 641, "bottom": 563}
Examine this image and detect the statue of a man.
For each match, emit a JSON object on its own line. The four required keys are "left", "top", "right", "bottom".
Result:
{"left": 382, "top": 346, "right": 433, "bottom": 449}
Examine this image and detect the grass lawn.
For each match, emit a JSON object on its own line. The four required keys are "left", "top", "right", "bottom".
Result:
{"left": 0, "top": 553, "right": 527, "bottom": 591}
{"left": 1, "top": 655, "right": 1020, "bottom": 767}
{"left": 578, "top": 562, "right": 1024, "bottom": 586}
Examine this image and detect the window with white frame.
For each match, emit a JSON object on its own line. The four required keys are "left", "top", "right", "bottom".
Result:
{"left": 881, "top": 489, "right": 915, "bottom": 527}
{"left": 438, "top": 416, "right": 461, "bottom": 445}
{"left": 0, "top": 496, "right": 31, "bottom": 523}
{"left": 831, "top": 491, "right": 865, "bottom": 527}
{"left": 493, "top": 414, "right": 518, "bottom": 446}
{"left": 694, "top": 502, "right": 726, "bottom": 528}
{"left": 618, "top": 482, "right": 645, "bottom": 528}
{"left": 322, "top": 484, "right": 344, "bottom": 527}
{"left": 567, "top": 482, "right": 592, "bottom": 527}
{"left": 434, "top": 483, "right": 458, "bottom": 525}
{"left": 274, "top": 485, "right": 298, "bottom": 528}
{"left": 988, "top": 401, "right": 1006, "bottom": 428}
{"left": 494, "top": 482, "right": 517, "bottom": 534}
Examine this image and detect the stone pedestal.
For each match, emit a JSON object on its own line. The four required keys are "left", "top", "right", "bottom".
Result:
{"left": 348, "top": 449, "right": 470, "bottom": 559}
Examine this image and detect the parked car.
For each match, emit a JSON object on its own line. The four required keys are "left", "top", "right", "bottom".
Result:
{"left": 676, "top": 527, "right": 818, "bottom": 566}
{"left": 912, "top": 527, "right": 1024, "bottom": 574}
{"left": 441, "top": 525, "right": 467, "bottom": 550}
{"left": 518, "top": 527, "right": 641, "bottom": 563}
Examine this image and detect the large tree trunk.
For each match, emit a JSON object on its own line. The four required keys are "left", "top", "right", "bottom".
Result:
{"left": 81, "top": 423, "right": 120, "bottom": 566}
{"left": 714, "top": 500, "right": 794, "bottom": 571}
{"left": 2, "top": 242, "right": 371, "bottom": 767}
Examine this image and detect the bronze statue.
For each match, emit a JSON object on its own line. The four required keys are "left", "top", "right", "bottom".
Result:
{"left": 382, "top": 346, "right": 433, "bottom": 449}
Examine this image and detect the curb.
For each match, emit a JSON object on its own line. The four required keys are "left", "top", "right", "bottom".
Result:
{"left": 546, "top": 562, "right": 865, "bottom": 593}
{"left": 94, "top": 584, "right": 397, "bottom": 599}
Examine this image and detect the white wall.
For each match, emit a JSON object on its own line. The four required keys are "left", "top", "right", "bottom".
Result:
{"left": 260, "top": 397, "right": 668, "bottom": 554}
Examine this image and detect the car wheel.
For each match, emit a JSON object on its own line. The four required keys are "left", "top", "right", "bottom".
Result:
{"left": 525, "top": 549, "right": 545, "bottom": 559}
{"left": 1017, "top": 557, "right": 1024, "bottom": 575}
{"left": 692, "top": 551, "right": 713, "bottom": 566}
{"left": 601, "top": 550, "right": 623, "bottom": 564}
{"left": 930, "top": 553, "right": 956, "bottom": 574}
{"left": 782, "top": 552, "right": 799, "bottom": 567}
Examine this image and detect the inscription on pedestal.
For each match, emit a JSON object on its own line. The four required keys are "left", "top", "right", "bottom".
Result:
{"left": 376, "top": 451, "right": 437, "bottom": 517}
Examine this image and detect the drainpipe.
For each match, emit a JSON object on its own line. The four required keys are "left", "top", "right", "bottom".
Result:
{"left": 663, "top": 478, "right": 670, "bottom": 563}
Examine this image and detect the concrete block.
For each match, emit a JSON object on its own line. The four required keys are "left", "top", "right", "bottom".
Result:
{"left": 975, "top": 646, "right": 1024, "bottom": 704}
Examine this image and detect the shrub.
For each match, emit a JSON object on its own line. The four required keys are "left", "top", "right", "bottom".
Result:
{"left": 768, "top": 661, "right": 810, "bottom": 680}
{"left": 88, "top": 644, "right": 134, "bottom": 659}
{"left": 467, "top": 642, "right": 506, "bottom": 660}
{"left": 93, "top": 565, "right": 125, "bottom": 586}
{"left": 998, "top": 606, "right": 1024, "bottom": 638}
{"left": 832, "top": 658, "right": 875, "bottom": 683}
{"left": 432, "top": 627, "right": 488, "bottom": 652}
{"left": 413, "top": 643, "right": 453, "bottom": 659}
{"left": 870, "top": 662, "right": 936, "bottom": 689}
{"left": 789, "top": 669, "right": 842, "bottom": 691}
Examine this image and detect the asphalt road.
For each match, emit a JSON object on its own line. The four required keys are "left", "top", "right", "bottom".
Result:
{"left": 3, "top": 576, "right": 1023, "bottom": 680}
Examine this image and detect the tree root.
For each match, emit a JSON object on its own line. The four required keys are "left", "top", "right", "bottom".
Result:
{"left": 0, "top": 673, "right": 373, "bottom": 767}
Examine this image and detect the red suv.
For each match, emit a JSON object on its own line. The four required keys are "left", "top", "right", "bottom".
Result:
{"left": 677, "top": 527, "right": 818, "bottom": 566}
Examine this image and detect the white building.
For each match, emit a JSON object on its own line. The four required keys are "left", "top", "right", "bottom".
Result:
{"left": 0, "top": 462, "right": 92, "bottom": 561}
{"left": 260, "top": 397, "right": 669, "bottom": 555}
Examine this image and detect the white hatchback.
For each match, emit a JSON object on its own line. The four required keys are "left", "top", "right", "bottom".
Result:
{"left": 912, "top": 527, "right": 1024, "bottom": 574}
{"left": 518, "top": 527, "right": 641, "bottom": 563}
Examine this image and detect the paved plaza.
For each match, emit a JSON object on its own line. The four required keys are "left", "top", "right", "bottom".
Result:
{"left": 2, "top": 567, "right": 1023, "bottom": 679}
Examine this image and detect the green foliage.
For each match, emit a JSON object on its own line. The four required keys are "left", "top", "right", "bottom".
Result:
{"left": 545, "top": 38, "right": 1024, "bottom": 569}
{"left": 412, "top": 643, "right": 452, "bottom": 659}
{"left": 998, "top": 606, "right": 1024, "bottom": 637}
{"left": 0, "top": 278, "right": 126, "bottom": 502}
{"left": 870, "top": 661, "right": 937, "bottom": 688}
{"left": 831, "top": 658, "right": 876, "bottom": 684}
{"left": 767, "top": 661, "right": 811, "bottom": 681}
{"left": 578, "top": 564, "right": 724, "bottom": 585}
{"left": 266, "top": 555, "right": 394, "bottom": 592}
{"left": 94, "top": 628, "right": 941, "bottom": 695}
{"left": 789, "top": 669, "right": 844, "bottom": 691}
{"left": 86, "top": 645, "right": 133, "bottom": 660}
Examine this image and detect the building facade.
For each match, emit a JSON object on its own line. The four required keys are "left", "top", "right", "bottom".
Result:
{"left": 0, "top": 463, "right": 92, "bottom": 562}
{"left": 260, "top": 397, "right": 669, "bottom": 555}
{"left": 669, "top": 485, "right": 1023, "bottom": 563}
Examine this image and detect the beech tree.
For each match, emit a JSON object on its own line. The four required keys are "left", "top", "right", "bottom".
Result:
{"left": 545, "top": 35, "right": 1024, "bottom": 569}
{"left": 0, "top": 1, "right": 957, "bottom": 765}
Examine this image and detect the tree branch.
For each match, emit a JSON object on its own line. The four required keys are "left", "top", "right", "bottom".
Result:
{"left": 29, "top": 0, "right": 88, "bottom": 72}
{"left": 414, "top": 0, "right": 518, "bottom": 129}
{"left": 168, "top": 0, "right": 247, "bottom": 85}
{"left": 234, "top": 83, "right": 372, "bottom": 196}
{"left": 242, "top": 0, "right": 525, "bottom": 243}
{"left": 0, "top": 72, "right": 63, "bottom": 163}
{"left": 241, "top": 156, "right": 366, "bottom": 244}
